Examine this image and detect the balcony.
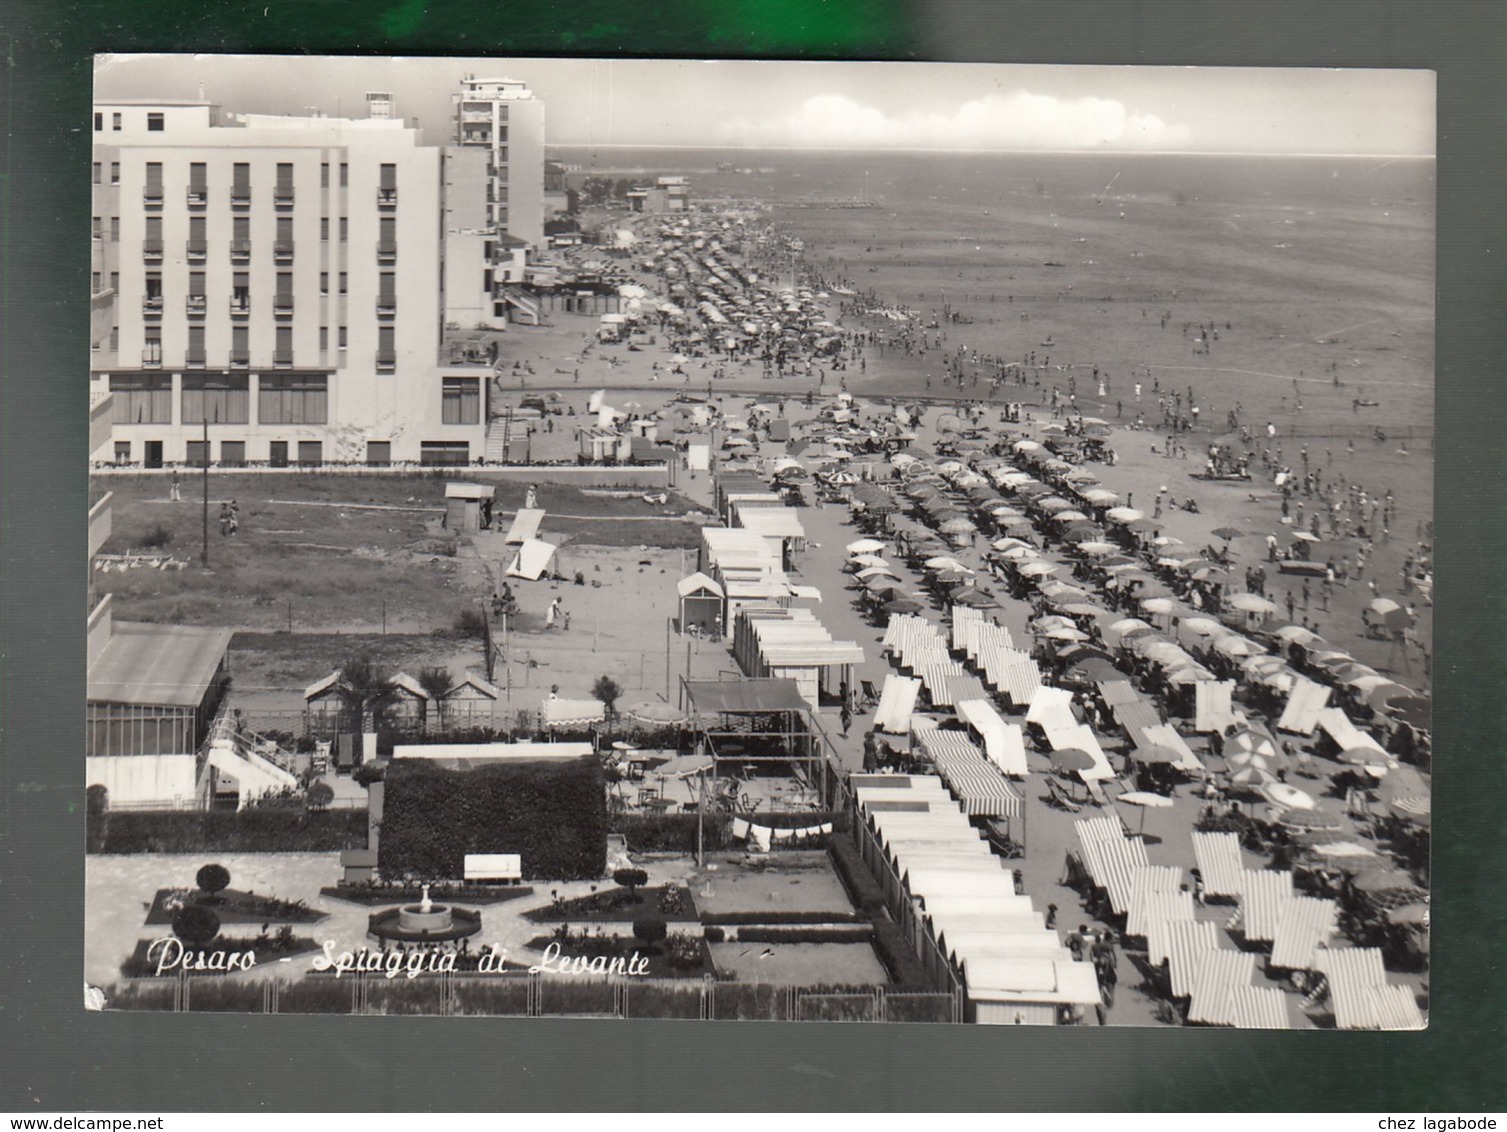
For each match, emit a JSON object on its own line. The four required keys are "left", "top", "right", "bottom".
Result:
{"left": 376, "top": 298, "right": 396, "bottom": 319}
{"left": 142, "top": 295, "right": 164, "bottom": 319}
{"left": 272, "top": 351, "right": 294, "bottom": 369}
{"left": 186, "top": 352, "right": 207, "bottom": 370}
{"left": 231, "top": 187, "right": 251, "bottom": 209}
{"left": 186, "top": 188, "right": 208, "bottom": 208}
{"left": 186, "top": 295, "right": 207, "bottom": 318}
{"left": 460, "top": 128, "right": 492, "bottom": 146}
{"left": 230, "top": 352, "right": 250, "bottom": 369}
{"left": 143, "top": 188, "right": 163, "bottom": 210}
{"left": 377, "top": 241, "right": 398, "bottom": 264}
{"left": 460, "top": 106, "right": 493, "bottom": 123}
{"left": 274, "top": 187, "right": 295, "bottom": 209}
{"left": 376, "top": 353, "right": 397, "bottom": 374}
{"left": 142, "top": 239, "right": 164, "bottom": 264}
{"left": 141, "top": 348, "right": 163, "bottom": 368}
{"left": 273, "top": 293, "right": 294, "bottom": 317}
{"left": 377, "top": 188, "right": 398, "bottom": 209}
{"left": 440, "top": 325, "right": 505, "bottom": 368}
{"left": 273, "top": 241, "right": 295, "bottom": 263}
{"left": 229, "top": 296, "right": 251, "bottom": 318}
{"left": 230, "top": 239, "right": 252, "bottom": 263}
{"left": 186, "top": 240, "right": 208, "bottom": 263}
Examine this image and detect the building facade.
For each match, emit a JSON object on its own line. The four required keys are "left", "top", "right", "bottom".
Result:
{"left": 89, "top": 96, "right": 511, "bottom": 467}
{"left": 452, "top": 77, "right": 547, "bottom": 255}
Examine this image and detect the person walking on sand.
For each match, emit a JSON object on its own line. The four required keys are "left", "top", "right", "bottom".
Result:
{"left": 170, "top": 470, "right": 181, "bottom": 502}
{"left": 545, "top": 597, "right": 559, "bottom": 630}
{"left": 840, "top": 703, "right": 853, "bottom": 738}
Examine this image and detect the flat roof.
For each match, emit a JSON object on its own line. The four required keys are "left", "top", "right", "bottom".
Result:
{"left": 88, "top": 621, "right": 232, "bottom": 708}
{"left": 687, "top": 678, "right": 808, "bottom": 715}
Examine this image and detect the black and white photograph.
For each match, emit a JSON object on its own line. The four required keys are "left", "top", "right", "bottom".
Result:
{"left": 83, "top": 54, "right": 1433, "bottom": 1028}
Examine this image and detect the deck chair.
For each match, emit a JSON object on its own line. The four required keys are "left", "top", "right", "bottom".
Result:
{"left": 859, "top": 679, "right": 881, "bottom": 710}
{"left": 1084, "top": 779, "right": 1113, "bottom": 809}
{"left": 1046, "top": 777, "right": 1082, "bottom": 813}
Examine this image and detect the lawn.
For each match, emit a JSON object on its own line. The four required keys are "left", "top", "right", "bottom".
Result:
{"left": 710, "top": 942, "right": 889, "bottom": 986}
{"left": 687, "top": 852, "right": 858, "bottom": 920}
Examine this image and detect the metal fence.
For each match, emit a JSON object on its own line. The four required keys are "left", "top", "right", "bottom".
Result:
{"left": 121, "top": 971, "right": 959, "bottom": 1022}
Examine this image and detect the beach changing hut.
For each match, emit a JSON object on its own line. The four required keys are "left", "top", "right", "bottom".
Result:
{"left": 677, "top": 572, "right": 724, "bottom": 634}
{"left": 444, "top": 483, "right": 495, "bottom": 532}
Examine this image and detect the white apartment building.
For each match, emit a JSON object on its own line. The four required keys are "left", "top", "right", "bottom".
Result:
{"left": 89, "top": 96, "right": 512, "bottom": 467}
{"left": 452, "top": 77, "right": 546, "bottom": 256}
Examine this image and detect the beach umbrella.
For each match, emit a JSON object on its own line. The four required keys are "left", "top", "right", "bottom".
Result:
{"left": 924, "top": 556, "right": 972, "bottom": 573}
{"left": 1129, "top": 746, "right": 1180, "bottom": 767}
{"left": 625, "top": 701, "right": 690, "bottom": 727}
{"left": 1050, "top": 748, "right": 1097, "bottom": 774}
{"left": 652, "top": 753, "right": 716, "bottom": 779}
{"left": 1064, "top": 657, "right": 1124, "bottom": 684}
{"left": 1045, "top": 626, "right": 1090, "bottom": 642}
{"left": 1388, "top": 796, "right": 1432, "bottom": 824}
{"left": 1229, "top": 593, "right": 1279, "bottom": 614}
{"left": 1053, "top": 509, "right": 1091, "bottom": 523}
{"left": 1386, "top": 903, "right": 1430, "bottom": 926}
{"left": 1013, "top": 440, "right": 1044, "bottom": 454}
{"left": 1180, "top": 616, "right": 1225, "bottom": 637}
{"left": 1385, "top": 695, "right": 1431, "bottom": 730}
{"left": 1140, "top": 597, "right": 1176, "bottom": 615}
{"left": 1309, "top": 841, "right": 1378, "bottom": 860}
{"left": 940, "top": 518, "right": 977, "bottom": 535}
{"left": 856, "top": 565, "right": 900, "bottom": 581}
{"left": 1077, "top": 541, "right": 1118, "bottom": 557}
{"left": 1273, "top": 625, "right": 1325, "bottom": 646}
{"left": 1211, "top": 526, "right": 1245, "bottom": 541}
{"left": 952, "top": 590, "right": 999, "bottom": 609}
{"left": 847, "top": 554, "right": 887, "bottom": 569}
{"left": 1351, "top": 868, "right": 1420, "bottom": 895}
{"left": 1277, "top": 809, "right": 1344, "bottom": 832}
{"left": 1018, "top": 560, "right": 1057, "bottom": 578}
{"left": 883, "top": 598, "right": 925, "bottom": 614}
{"left": 1214, "top": 636, "right": 1265, "bottom": 659}
{"left": 1106, "top": 507, "right": 1144, "bottom": 524}
{"left": 1228, "top": 766, "right": 1277, "bottom": 789}
{"left": 1080, "top": 489, "right": 1119, "bottom": 506}
{"left": 1059, "top": 602, "right": 1104, "bottom": 618}
{"left": 1116, "top": 791, "right": 1176, "bottom": 834}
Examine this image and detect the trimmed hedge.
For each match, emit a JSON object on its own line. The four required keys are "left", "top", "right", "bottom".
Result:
{"left": 613, "top": 813, "right": 734, "bottom": 853}
{"left": 319, "top": 884, "right": 534, "bottom": 906}
{"left": 96, "top": 808, "right": 369, "bottom": 854}
{"left": 871, "top": 920, "right": 935, "bottom": 992}
{"left": 380, "top": 756, "right": 606, "bottom": 881}
{"left": 828, "top": 837, "right": 889, "bottom": 916}
{"left": 735, "top": 926, "right": 874, "bottom": 944}
{"left": 702, "top": 909, "right": 865, "bottom": 926}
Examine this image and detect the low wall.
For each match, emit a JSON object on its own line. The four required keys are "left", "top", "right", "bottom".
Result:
{"left": 90, "top": 464, "right": 673, "bottom": 488}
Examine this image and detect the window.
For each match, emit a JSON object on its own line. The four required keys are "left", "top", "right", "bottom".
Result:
{"left": 320, "top": 217, "right": 329, "bottom": 241}
{"left": 442, "top": 377, "right": 481, "bottom": 425}
{"left": 142, "top": 334, "right": 162, "bottom": 366}
{"left": 94, "top": 112, "right": 103, "bottom": 131}
{"left": 366, "top": 441, "right": 391, "bottom": 466}
{"left": 187, "top": 215, "right": 206, "bottom": 258}
{"left": 275, "top": 162, "right": 294, "bottom": 203}
{"left": 93, "top": 162, "right": 102, "bottom": 184}
{"left": 319, "top": 272, "right": 329, "bottom": 295}
{"left": 377, "top": 326, "right": 396, "bottom": 371}
{"left": 186, "top": 440, "right": 210, "bottom": 467}
{"left": 143, "top": 162, "right": 163, "bottom": 204}
{"left": 274, "top": 217, "right": 294, "bottom": 261}
{"left": 420, "top": 441, "right": 471, "bottom": 467}
{"left": 231, "top": 271, "right": 250, "bottom": 314}
{"left": 377, "top": 272, "right": 396, "bottom": 314}
{"left": 219, "top": 441, "right": 246, "bottom": 467}
{"left": 339, "top": 163, "right": 348, "bottom": 187}
{"left": 320, "top": 162, "right": 329, "bottom": 188}
{"left": 338, "top": 326, "right": 348, "bottom": 350}
{"left": 182, "top": 374, "right": 248, "bottom": 423}
{"left": 92, "top": 271, "right": 102, "bottom": 292}
{"left": 232, "top": 162, "right": 250, "bottom": 203}
{"left": 109, "top": 327, "right": 119, "bottom": 351}
{"left": 187, "top": 271, "right": 206, "bottom": 311}
{"left": 147, "top": 112, "right": 165, "bottom": 132}
{"left": 339, "top": 217, "right": 348, "bottom": 241}
{"left": 377, "top": 217, "right": 396, "bottom": 261}
{"left": 91, "top": 216, "right": 102, "bottom": 240}
{"left": 297, "top": 441, "right": 323, "bottom": 467}
{"left": 109, "top": 374, "right": 172, "bottom": 423}
{"left": 275, "top": 271, "right": 294, "bottom": 313}
{"left": 230, "top": 325, "right": 249, "bottom": 365}
{"left": 114, "top": 441, "right": 131, "bottom": 462}
{"left": 187, "top": 162, "right": 206, "bottom": 202}
{"left": 110, "top": 216, "right": 120, "bottom": 241}
{"left": 338, "top": 272, "right": 348, "bottom": 295}
{"left": 185, "top": 326, "right": 207, "bottom": 367}
{"left": 112, "top": 113, "right": 122, "bottom": 131}
{"left": 231, "top": 216, "right": 250, "bottom": 260}
{"left": 111, "top": 162, "right": 120, "bottom": 185}
{"left": 142, "top": 216, "right": 161, "bottom": 259}
{"left": 259, "top": 374, "right": 328, "bottom": 424}
{"left": 319, "top": 326, "right": 329, "bottom": 351}
{"left": 143, "top": 272, "right": 163, "bottom": 307}
{"left": 378, "top": 163, "right": 397, "bottom": 206}
{"left": 110, "top": 271, "right": 119, "bottom": 293}
{"left": 273, "top": 326, "right": 294, "bottom": 367}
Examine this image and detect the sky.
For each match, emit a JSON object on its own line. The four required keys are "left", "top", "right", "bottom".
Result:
{"left": 93, "top": 56, "right": 1435, "bottom": 156}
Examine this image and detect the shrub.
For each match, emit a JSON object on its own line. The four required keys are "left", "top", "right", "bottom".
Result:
{"left": 592, "top": 675, "right": 623, "bottom": 716}
{"left": 351, "top": 761, "right": 385, "bottom": 787}
{"left": 379, "top": 756, "right": 606, "bottom": 881}
{"left": 871, "top": 920, "right": 934, "bottom": 992}
{"left": 701, "top": 910, "right": 865, "bottom": 926}
{"left": 665, "top": 931, "right": 703, "bottom": 970}
{"left": 172, "top": 904, "right": 221, "bottom": 947}
{"left": 828, "top": 837, "right": 889, "bottom": 916}
{"left": 613, "top": 867, "right": 648, "bottom": 900}
{"left": 613, "top": 813, "right": 734, "bottom": 853}
{"left": 95, "top": 808, "right": 369, "bottom": 854}
{"left": 195, "top": 864, "right": 232, "bottom": 900}
{"left": 86, "top": 785, "right": 110, "bottom": 853}
{"left": 305, "top": 781, "right": 335, "bottom": 812}
{"left": 703, "top": 926, "right": 726, "bottom": 943}
{"left": 137, "top": 522, "right": 173, "bottom": 549}
{"left": 453, "top": 608, "right": 488, "bottom": 639}
{"left": 632, "top": 919, "right": 668, "bottom": 950}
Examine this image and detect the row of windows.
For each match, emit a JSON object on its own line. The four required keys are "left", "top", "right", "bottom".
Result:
{"left": 106, "top": 374, "right": 481, "bottom": 426}
{"left": 93, "top": 111, "right": 162, "bottom": 132}
{"left": 94, "top": 324, "right": 361, "bottom": 353}
{"left": 120, "top": 269, "right": 397, "bottom": 299}
{"left": 109, "top": 439, "right": 474, "bottom": 468}
{"left": 94, "top": 157, "right": 400, "bottom": 192}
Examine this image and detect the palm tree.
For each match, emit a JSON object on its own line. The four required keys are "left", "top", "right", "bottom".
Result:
{"left": 415, "top": 666, "right": 456, "bottom": 732}
{"left": 335, "top": 653, "right": 399, "bottom": 736}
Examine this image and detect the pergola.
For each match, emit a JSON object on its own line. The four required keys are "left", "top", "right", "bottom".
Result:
{"left": 682, "top": 677, "right": 831, "bottom": 795}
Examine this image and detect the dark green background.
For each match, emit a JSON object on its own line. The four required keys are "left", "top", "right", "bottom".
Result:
{"left": 2, "top": 0, "right": 1503, "bottom": 1113}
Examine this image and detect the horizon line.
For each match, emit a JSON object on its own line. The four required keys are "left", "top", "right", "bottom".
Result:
{"left": 545, "top": 143, "right": 1436, "bottom": 159}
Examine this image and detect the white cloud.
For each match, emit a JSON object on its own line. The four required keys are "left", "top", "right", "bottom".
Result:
{"left": 716, "top": 91, "right": 1192, "bottom": 151}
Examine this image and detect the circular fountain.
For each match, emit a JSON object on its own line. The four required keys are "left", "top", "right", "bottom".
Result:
{"left": 368, "top": 884, "right": 482, "bottom": 943}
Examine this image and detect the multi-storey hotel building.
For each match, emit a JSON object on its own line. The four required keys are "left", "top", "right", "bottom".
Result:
{"left": 89, "top": 90, "right": 540, "bottom": 467}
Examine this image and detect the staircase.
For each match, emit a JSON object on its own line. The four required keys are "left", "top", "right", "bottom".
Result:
{"left": 498, "top": 285, "right": 544, "bottom": 326}
{"left": 201, "top": 712, "right": 300, "bottom": 808}
{"left": 486, "top": 417, "right": 530, "bottom": 463}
